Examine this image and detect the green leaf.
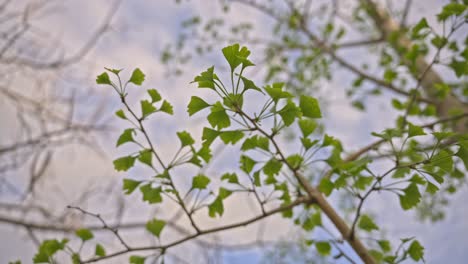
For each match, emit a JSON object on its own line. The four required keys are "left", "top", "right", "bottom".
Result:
{"left": 222, "top": 44, "right": 253, "bottom": 71}
{"left": 315, "top": 241, "right": 331, "bottom": 256}
{"left": 95, "top": 244, "right": 106, "bottom": 257}
{"left": 298, "top": 119, "right": 318, "bottom": 137}
{"left": 129, "top": 256, "right": 146, "bottom": 264}
{"left": 76, "top": 228, "right": 94, "bottom": 241}
{"left": 286, "top": 154, "right": 303, "bottom": 170}
{"left": 208, "top": 197, "right": 224, "bottom": 217}
{"left": 202, "top": 127, "right": 220, "bottom": 147}
{"left": 220, "top": 130, "right": 244, "bottom": 145}
{"left": 116, "top": 129, "right": 135, "bottom": 147}
{"left": 138, "top": 149, "right": 152, "bottom": 167}
{"left": 207, "top": 102, "right": 230, "bottom": 129}
{"left": 104, "top": 67, "right": 123, "bottom": 75}
{"left": 408, "top": 123, "right": 426, "bottom": 137}
{"left": 241, "top": 135, "right": 269, "bottom": 151}
{"left": 354, "top": 176, "right": 374, "bottom": 190}
{"left": 140, "top": 184, "right": 163, "bottom": 204}
{"left": 456, "top": 141, "right": 468, "bottom": 170}
{"left": 378, "top": 240, "right": 391, "bottom": 253}
{"left": 197, "top": 144, "right": 212, "bottom": 163}
{"left": 33, "top": 239, "right": 67, "bottom": 263}
{"left": 301, "top": 138, "right": 319, "bottom": 150}
{"left": 191, "top": 66, "right": 217, "bottom": 89}
{"left": 358, "top": 214, "right": 379, "bottom": 232}
{"left": 319, "top": 178, "right": 334, "bottom": 196}
{"left": 302, "top": 212, "right": 322, "bottom": 231}
{"left": 128, "top": 68, "right": 145, "bottom": 86}
{"left": 192, "top": 174, "right": 211, "bottom": 189}
{"left": 408, "top": 240, "right": 424, "bottom": 261}
{"left": 187, "top": 96, "right": 210, "bottom": 116}
{"left": 264, "top": 83, "right": 293, "bottom": 102}
{"left": 411, "top": 18, "right": 430, "bottom": 38}
{"left": 240, "top": 155, "right": 256, "bottom": 174}
{"left": 240, "top": 76, "right": 262, "bottom": 93}
{"left": 426, "top": 181, "right": 439, "bottom": 194}
{"left": 383, "top": 69, "right": 397, "bottom": 83}
{"left": 146, "top": 218, "right": 166, "bottom": 238}
{"left": 221, "top": 172, "right": 239, "bottom": 184}
{"left": 123, "top": 179, "right": 141, "bottom": 194}
{"left": 300, "top": 95, "right": 322, "bottom": 118}
{"left": 96, "top": 72, "right": 111, "bottom": 85}
{"left": 177, "top": 131, "right": 195, "bottom": 147}
{"left": 437, "top": 3, "right": 466, "bottom": 21}
{"left": 399, "top": 183, "right": 421, "bottom": 210}
{"left": 148, "top": 89, "right": 161, "bottom": 103}
{"left": 160, "top": 100, "right": 174, "bottom": 115}
{"left": 141, "top": 100, "right": 156, "bottom": 118}
{"left": 113, "top": 156, "right": 136, "bottom": 171}
{"left": 431, "top": 35, "right": 447, "bottom": 49}
{"left": 431, "top": 150, "right": 453, "bottom": 172}
{"left": 115, "top": 109, "right": 127, "bottom": 120}
{"left": 278, "top": 100, "right": 301, "bottom": 126}
{"left": 263, "top": 158, "right": 282, "bottom": 177}
{"left": 449, "top": 58, "right": 468, "bottom": 77}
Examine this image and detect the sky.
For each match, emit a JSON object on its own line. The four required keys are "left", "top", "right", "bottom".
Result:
{"left": 0, "top": 0, "right": 467, "bottom": 263}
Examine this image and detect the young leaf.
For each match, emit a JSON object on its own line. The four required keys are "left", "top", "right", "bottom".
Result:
{"left": 240, "top": 76, "right": 262, "bottom": 93}
{"left": 202, "top": 127, "right": 220, "bottom": 146}
{"left": 455, "top": 141, "right": 468, "bottom": 170}
{"left": 300, "top": 95, "right": 322, "bottom": 118}
{"left": 408, "top": 123, "right": 426, "bottom": 137}
{"left": 191, "top": 66, "right": 217, "bottom": 89}
{"left": 286, "top": 154, "right": 303, "bottom": 170}
{"left": 113, "top": 156, "right": 136, "bottom": 171}
{"left": 399, "top": 183, "right": 421, "bottom": 210}
{"left": 192, "top": 174, "right": 211, "bottom": 189}
{"left": 378, "top": 240, "right": 391, "bottom": 252}
{"left": 264, "top": 83, "right": 293, "bottom": 102}
{"left": 33, "top": 239, "right": 67, "bottom": 263}
{"left": 207, "top": 102, "right": 230, "bottom": 129}
{"left": 147, "top": 89, "right": 161, "bottom": 103}
{"left": 75, "top": 229, "right": 94, "bottom": 241}
{"left": 222, "top": 44, "right": 253, "bottom": 71}
{"left": 319, "top": 178, "right": 334, "bottom": 196}
{"left": 263, "top": 158, "right": 282, "bottom": 177}
{"left": 221, "top": 173, "right": 239, "bottom": 184}
{"left": 431, "top": 150, "right": 453, "bottom": 172}
{"left": 298, "top": 119, "right": 318, "bottom": 137}
{"left": 278, "top": 100, "right": 301, "bottom": 126}
{"left": 358, "top": 215, "right": 379, "bottom": 232}
{"left": 160, "top": 100, "right": 174, "bottom": 115}
{"left": 116, "top": 129, "right": 135, "bottom": 147}
{"left": 141, "top": 100, "right": 156, "bottom": 118}
{"left": 104, "top": 67, "right": 123, "bottom": 75}
{"left": 128, "top": 68, "right": 145, "bottom": 86}
{"left": 408, "top": 240, "right": 424, "bottom": 261}
{"left": 129, "top": 256, "right": 146, "bottom": 264}
{"left": 138, "top": 149, "right": 152, "bottom": 167}
{"left": 219, "top": 130, "right": 244, "bottom": 145}
{"left": 315, "top": 241, "right": 331, "bottom": 256}
{"left": 115, "top": 109, "right": 127, "bottom": 120}
{"left": 96, "top": 72, "right": 111, "bottom": 85}
{"left": 177, "top": 131, "right": 195, "bottom": 147}
{"left": 240, "top": 155, "right": 256, "bottom": 174}
{"left": 187, "top": 96, "right": 210, "bottom": 116}
{"left": 95, "top": 244, "right": 106, "bottom": 257}
{"left": 140, "top": 184, "right": 163, "bottom": 204}
{"left": 146, "top": 218, "right": 166, "bottom": 238}
{"left": 208, "top": 197, "right": 224, "bottom": 217}
{"left": 123, "top": 179, "right": 141, "bottom": 194}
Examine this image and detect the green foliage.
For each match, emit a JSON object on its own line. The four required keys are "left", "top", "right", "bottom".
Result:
{"left": 192, "top": 174, "right": 211, "bottom": 189}
{"left": 358, "top": 214, "right": 379, "bottom": 232}
{"left": 146, "top": 218, "right": 166, "bottom": 238}
{"left": 128, "top": 68, "right": 146, "bottom": 85}
{"left": 76, "top": 228, "right": 94, "bottom": 241}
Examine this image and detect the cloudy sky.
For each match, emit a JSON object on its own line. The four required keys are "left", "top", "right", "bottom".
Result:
{"left": 1, "top": 0, "right": 467, "bottom": 263}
